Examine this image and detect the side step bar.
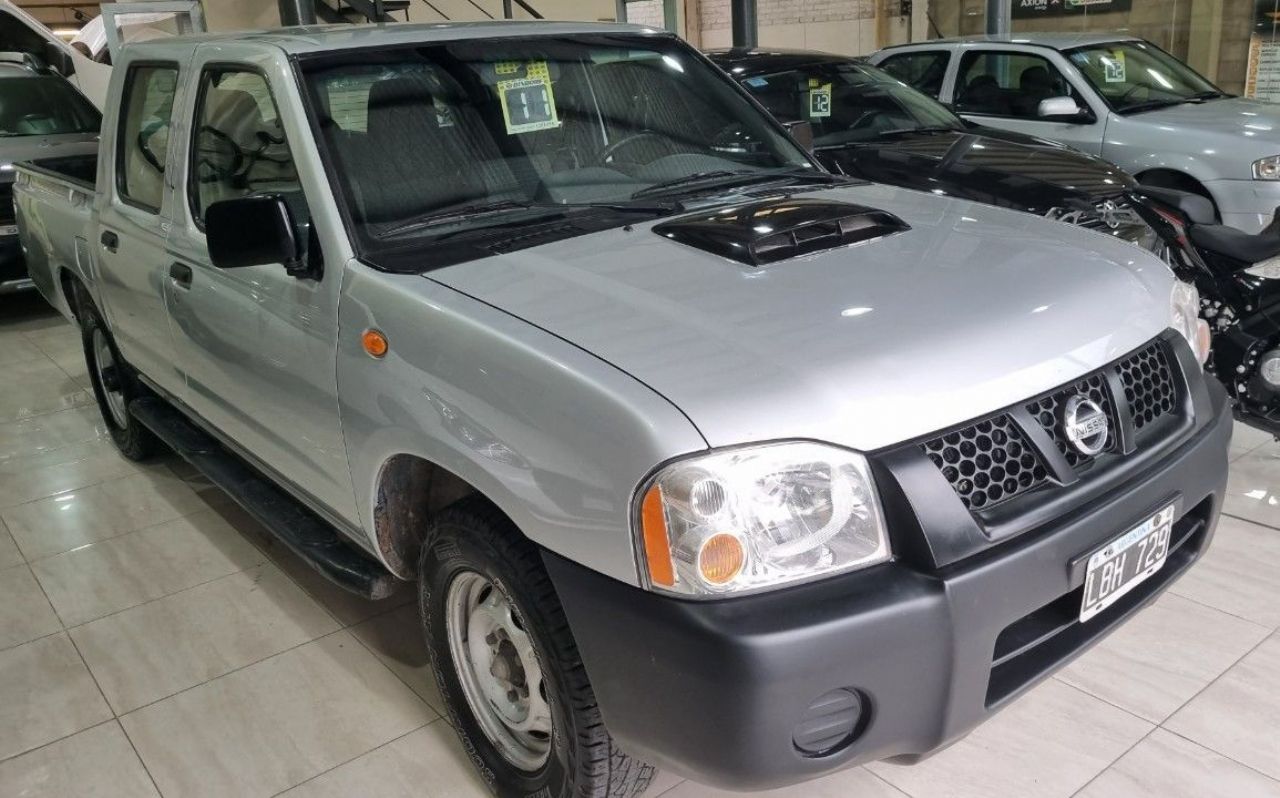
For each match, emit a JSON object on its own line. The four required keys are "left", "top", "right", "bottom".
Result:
{"left": 130, "top": 397, "right": 399, "bottom": 600}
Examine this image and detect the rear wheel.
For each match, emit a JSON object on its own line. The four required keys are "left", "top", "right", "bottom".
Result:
{"left": 82, "top": 310, "right": 159, "bottom": 461}
{"left": 418, "top": 499, "right": 654, "bottom": 798}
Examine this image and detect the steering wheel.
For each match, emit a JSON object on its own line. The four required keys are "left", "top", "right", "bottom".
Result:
{"left": 195, "top": 124, "right": 244, "bottom": 183}
{"left": 594, "top": 131, "right": 678, "bottom": 167}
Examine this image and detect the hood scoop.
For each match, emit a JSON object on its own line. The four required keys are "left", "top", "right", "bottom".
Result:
{"left": 652, "top": 197, "right": 910, "bottom": 266}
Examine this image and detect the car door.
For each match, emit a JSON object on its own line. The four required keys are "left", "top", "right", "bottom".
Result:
{"left": 94, "top": 59, "right": 188, "bottom": 395}
{"left": 951, "top": 48, "right": 1106, "bottom": 156}
{"left": 164, "top": 47, "right": 357, "bottom": 526}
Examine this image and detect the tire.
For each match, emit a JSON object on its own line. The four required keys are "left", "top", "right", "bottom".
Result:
{"left": 82, "top": 308, "right": 160, "bottom": 461}
{"left": 418, "top": 498, "right": 654, "bottom": 798}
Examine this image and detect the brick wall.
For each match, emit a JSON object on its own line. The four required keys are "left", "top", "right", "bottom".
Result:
{"left": 699, "top": 0, "right": 875, "bottom": 30}
{"left": 626, "top": 0, "right": 666, "bottom": 27}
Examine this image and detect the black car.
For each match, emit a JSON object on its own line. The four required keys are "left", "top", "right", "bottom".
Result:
{"left": 707, "top": 48, "right": 1167, "bottom": 255}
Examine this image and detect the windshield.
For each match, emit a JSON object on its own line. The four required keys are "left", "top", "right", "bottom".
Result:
{"left": 736, "top": 60, "right": 962, "bottom": 145}
{"left": 300, "top": 35, "right": 814, "bottom": 260}
{"left": 1067, "top": 41, "right": 1223, "bottom": 114}
{"left": 0, "top": 76, "right": 99, "bottom": 136}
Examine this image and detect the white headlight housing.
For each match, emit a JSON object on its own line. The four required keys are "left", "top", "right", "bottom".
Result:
{"left": 634, "top": 442, "right": 890, "bottom": 597}
{"left": 1254, "top": 155, "right": 1280, "bottom": 180}
{"left": 1170, "top": 280, "right": 1211, "bottom": 366}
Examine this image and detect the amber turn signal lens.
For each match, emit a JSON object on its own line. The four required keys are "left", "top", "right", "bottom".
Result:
{"left": 640, "top": 485, "right": 675, "bottom": 587}
{"left": 362, "top": 329, "right": 389, "bottom": 358}
{"left": 698, "top": 533, "right": 745, "bottom": 585}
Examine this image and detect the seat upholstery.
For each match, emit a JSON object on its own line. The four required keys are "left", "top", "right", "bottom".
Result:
{"left": 346, "top": 76, "right": 480, "bottom": 223}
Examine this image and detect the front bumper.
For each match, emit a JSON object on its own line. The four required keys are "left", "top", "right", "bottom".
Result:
{"left": 545, "top": 377, "right": 1230, "bottom": 791}
{"left": 1204, "top": 178, "right": 1280, "bottom": 234}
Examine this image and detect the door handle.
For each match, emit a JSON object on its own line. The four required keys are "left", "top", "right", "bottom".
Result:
{"left": 169, "top": 261, "right": 193, "bottom": 289}
{"left": 100, "top": 230, "right": 119, "bottom": 252}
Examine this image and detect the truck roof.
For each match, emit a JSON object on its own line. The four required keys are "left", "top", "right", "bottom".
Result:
{"left": 122, "top": 20, "right": 662, "bottom": 57}
{"left": 880, "top": 32, "right": 1141, "bottom": 51}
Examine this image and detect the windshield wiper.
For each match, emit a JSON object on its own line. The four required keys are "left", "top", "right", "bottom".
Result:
{"left": 378, "top": 200, "right": 543, "bottom": 237}
{"left": 1119, "top": 97, "right": 1187, "bottom": 114}
{"left": 873, "top": 125, "right": 961, "bottom": 138}
{"left": 631, "top": 168, "right": 846, "bottom": 200}
{"left": 1186, "top": 90, "right": 1229, "bottom": 102}
{"left": 378, "top": 198, "right": 680, "bottom": 239}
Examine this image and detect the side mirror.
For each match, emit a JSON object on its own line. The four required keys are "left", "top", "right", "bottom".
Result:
{"left": 43, "top": 41, "right": 74, "bottom": 77}
{"left": 206, "top": 195, "right": 304, "bottom": 274}
{"left": 1038, "top": 96, "right": 1088, "bottom": 121}
{"left": 783, "top": 120, "right": 815, "bottom": 153}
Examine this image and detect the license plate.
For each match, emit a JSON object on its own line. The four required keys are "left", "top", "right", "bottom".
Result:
{"left": 1080, "top": 504, "right": 1174, "bottom": 622}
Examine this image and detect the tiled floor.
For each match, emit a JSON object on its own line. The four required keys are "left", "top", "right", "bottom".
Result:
{"left": 2, "top": 292, "right": 1280, "bottom": 798}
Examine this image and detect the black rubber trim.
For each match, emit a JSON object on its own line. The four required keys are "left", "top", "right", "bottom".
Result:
{"left": 546, "top": 377, "right": 1231, "bottom": 791}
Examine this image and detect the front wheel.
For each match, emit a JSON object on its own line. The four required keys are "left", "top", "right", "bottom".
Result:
{"left": 82, "top": 310, "right": 159, "bottom": 461}
{"left": 418, "top": 499, "right": 654, "bottom": 798}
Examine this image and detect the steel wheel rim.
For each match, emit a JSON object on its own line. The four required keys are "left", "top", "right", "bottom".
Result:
{"left": 92, "top": 328, "right": 128, "bottom": 428}
{"left": 445, "top": 570, "right": 553, "bottom": 772}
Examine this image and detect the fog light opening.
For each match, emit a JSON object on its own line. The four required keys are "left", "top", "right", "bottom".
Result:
{"left": 792, "top": 688, "right": 871, "bottom": 757}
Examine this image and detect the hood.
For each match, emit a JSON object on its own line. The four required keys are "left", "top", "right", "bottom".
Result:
{"left": 0, "top": 132, "right": 98, "bottom": 177}
{"left": 1135, "top": 96, "right": 1280, "bottom": 149}
{"left": 429, "top": 182, "right": 1174, "bottom": 452}
{"left": 816, "top": 128, "right": 1132, "bottom": 214}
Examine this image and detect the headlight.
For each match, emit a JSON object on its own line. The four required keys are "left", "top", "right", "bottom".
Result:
{"left": 1170, "top": 280, "right": 1211, "bottom": 366}
{"left": 1253, "top": 155, "right": 1280, "bottom": 180}
{"left": 634, "top": 442, "right": 890, "bottom": 597}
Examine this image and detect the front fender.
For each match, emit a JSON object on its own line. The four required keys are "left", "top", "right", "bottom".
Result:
{"left": 336, "top": 262, "right": 708, "bottom": 586}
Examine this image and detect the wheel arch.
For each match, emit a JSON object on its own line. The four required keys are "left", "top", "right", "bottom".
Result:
{"left": 1135, "top": 168, "right": 1220, "bottom": 216}
{"left": 371, "top": 452, "right": 506, "bottom": 580}
{"left": 57, "top": 265, "right": 87, "bottom": 323}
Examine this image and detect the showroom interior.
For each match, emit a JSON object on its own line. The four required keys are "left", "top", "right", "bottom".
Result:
{"left": 1, "top": 0, "right": 1280, "bottom": 796}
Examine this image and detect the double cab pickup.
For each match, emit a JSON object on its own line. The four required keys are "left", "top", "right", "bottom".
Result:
{"left": 15, "top": 21, "right": 1229, "bottom": 797}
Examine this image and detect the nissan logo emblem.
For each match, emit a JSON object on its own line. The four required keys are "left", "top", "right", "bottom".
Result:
{"left": 1062, "top": 395, "right": 1109, "bottom": 456}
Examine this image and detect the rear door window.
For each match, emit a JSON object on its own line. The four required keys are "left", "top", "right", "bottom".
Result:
{"left": 117, "top": 63, "right": 178, "bottom": 212}
{"left": 878, "top": 51, "right": 950, "bottom": 98}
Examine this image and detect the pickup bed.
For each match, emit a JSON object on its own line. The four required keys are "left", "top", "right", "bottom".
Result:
{"left": 15, "top": 21, "right": 1229, "bottom": 797}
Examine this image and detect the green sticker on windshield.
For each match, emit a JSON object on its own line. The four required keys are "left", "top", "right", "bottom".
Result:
{"left": 497, "top": 60, "right": 560, "bottom": 135}
{"left": 808, "top": 83, "right": 833, "bottom": 119}
{"left": 1103, "top": 51, "right": 1126, "bottom": 83}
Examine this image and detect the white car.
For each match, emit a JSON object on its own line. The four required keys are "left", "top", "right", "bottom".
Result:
{"left": 871, "top": 34, "right": 1280, "bottom": 233}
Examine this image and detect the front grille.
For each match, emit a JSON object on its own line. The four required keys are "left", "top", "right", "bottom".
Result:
{"left": 985, "top": 498, "right": 1210, "bottom": 706}
{"left": 921, "top": 337, "right": 1182, "bottom": 512}
{"left": 1116, "top": 340, "right": 1175, "bottom": 431}
{"left": 1026, "top": 373, "right": 1116, "bottom": 468}
{"left": 922, "top": 415, "right": 1049, "bottom": 511}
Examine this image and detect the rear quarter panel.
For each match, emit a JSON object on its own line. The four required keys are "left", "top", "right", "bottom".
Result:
{"left": 13, "top": 167, "right": 96, "bottom": 321}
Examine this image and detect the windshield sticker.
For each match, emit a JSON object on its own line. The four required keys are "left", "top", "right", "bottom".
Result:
{"left": 497, "top": 60, "right": 560, "bottom": 135}
{"left": 808, "top": 82, "right": 833, "bottom": 119}
{"left": 1103, "top": 51, "right": 1126, "bottom": 83}
{"left": 744, "top": 76, "right": 768, "bottom": 87}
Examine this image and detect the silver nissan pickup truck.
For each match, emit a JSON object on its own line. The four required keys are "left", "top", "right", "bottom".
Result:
{"left": 14, "top": 21, "right": 1230, "bottom": 797}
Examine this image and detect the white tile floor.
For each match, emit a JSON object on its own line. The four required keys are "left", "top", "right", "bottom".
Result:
{"left": 2, "top": 292, "right": 1279, "bottom": 798}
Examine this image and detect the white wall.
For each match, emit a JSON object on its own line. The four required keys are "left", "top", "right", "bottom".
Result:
{"left": 204, "top": 0, "right": 282, "bottom": 31}
{"left": 405, "top": 0, "right": 618, "bottom": 23}
{"left": 696, "top": 0, "right": 881, "bottom": 55}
